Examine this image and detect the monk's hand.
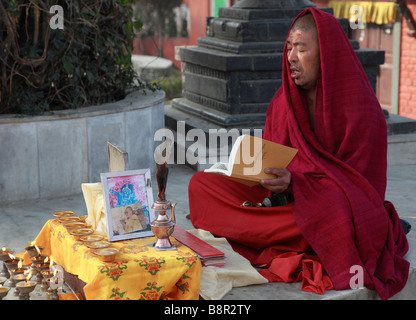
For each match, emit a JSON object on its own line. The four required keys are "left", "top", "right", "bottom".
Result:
{"left": 260, "top": 168, "right": 292, "bottom": 194}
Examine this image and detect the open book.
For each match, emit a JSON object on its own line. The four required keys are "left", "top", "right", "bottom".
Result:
{"left": 204, "top": 135, "right": 298, "bottom": 187}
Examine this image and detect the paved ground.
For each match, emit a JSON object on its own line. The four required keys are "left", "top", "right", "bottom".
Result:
{"left": 1, "top": 133, "right": 415, "bottom": 300}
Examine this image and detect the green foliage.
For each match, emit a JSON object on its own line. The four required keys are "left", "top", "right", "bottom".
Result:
{"left": 154, "top": 67, "right": 182, "bottom": 101}
{"left": 0, "top": 0, "right": 155, "bottom": 115}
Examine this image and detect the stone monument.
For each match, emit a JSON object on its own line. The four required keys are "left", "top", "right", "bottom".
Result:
{"left": 167, "top": 0, "right": 384, "bottom": 132}
{"left": 165, "top": 0, "right": 390, "bottom": 169}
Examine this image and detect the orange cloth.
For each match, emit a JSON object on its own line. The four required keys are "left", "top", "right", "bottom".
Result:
{"left": 19, "top": 219, "right": 201, "bottom": 300}
{"left": 59, "top": 293, "right": 84, "bottom": 300}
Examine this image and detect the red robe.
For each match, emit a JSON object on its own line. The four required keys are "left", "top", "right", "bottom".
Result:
{"left": 189, "top": 8, "right": 409, "bottom": 299}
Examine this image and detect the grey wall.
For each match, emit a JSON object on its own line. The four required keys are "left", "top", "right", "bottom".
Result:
{"left": 0, "top": 90, "right": 165, "bottom": 202}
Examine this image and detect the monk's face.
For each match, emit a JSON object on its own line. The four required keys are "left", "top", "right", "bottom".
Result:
{"left": 286, "top": 29, "right": 320, "bottom": 91}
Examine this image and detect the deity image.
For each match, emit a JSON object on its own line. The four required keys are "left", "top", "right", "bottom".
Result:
{"left": 110, "top": 183, "right": 136, "bottom": 206}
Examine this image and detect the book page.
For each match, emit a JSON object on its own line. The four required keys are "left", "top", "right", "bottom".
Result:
{"left": 204, "top": 162, "right": 230, "bottom": 175}
{"left": 231, "top": 135, "right": 297, "bottom": 180}
{"left": 227, "top": 135, "right": 245, "bottom": 169}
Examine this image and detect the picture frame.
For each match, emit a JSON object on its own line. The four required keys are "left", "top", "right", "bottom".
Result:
{"left": 101, "top": 169, "right": 155, "bottom": 242}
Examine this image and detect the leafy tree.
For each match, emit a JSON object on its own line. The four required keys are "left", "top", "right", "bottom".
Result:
{"left": 0, "top": 0, "right": 153, "bottom": 115}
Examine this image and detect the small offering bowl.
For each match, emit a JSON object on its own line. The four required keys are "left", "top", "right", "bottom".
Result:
{"left": 69, "top": 228, "right": 94, "bottom": 241}
{"left": 25, "top": 245, "right": 44, "bottom": 257}
{"left": 94, "top": 248, "right": 119, "bottom": 262}
{"left": 58, "top": 216, "right": 82, "bottom": 224}
{"left": 53, "top": 211, "right": 75, "bottom": 219}
{"left": 63, "top": 221, "right": 88, "bottom": 230}
{"left": 16, "top": 281, "right": 36, "bottom": 300}
{"left": 80, "top": 235, "right": 104, "bottom": 244}
{"left": 0, "top": 286, "right": 10, "bottom": 300}
{"left": 86, "top": 241, "right": 110, "bottom": 253}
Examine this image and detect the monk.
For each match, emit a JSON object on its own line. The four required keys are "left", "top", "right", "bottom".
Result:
{"left": 188, "top": 8, "right": 409, "bottom": 299}
{"left": 123, "top": 206, "right": 143, "bottom": 233}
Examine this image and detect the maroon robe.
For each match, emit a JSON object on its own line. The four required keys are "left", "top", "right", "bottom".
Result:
{"left": 189, "top": 8, "right": 409, "bottom": 299}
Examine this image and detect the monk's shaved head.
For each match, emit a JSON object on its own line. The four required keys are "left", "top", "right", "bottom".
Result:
{"left": 286, "top": 11, "right": 321, "bottom": 110}
{"left": 290, "top": 13, "right": 318, "bottom": 42}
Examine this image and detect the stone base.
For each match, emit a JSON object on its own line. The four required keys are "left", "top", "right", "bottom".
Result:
{"left": 165, "top": 103, "right": 416, "bottom": 172}
{"left": 171, "top": 97, "right": 267, "bottom": 127}
{"left": 387, "top": 114, "right": 416, "bottom": 135}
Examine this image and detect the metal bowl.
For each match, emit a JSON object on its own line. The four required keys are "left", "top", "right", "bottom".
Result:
{"left": 80, "top": 235, "right": 104, "bottom": 243}
{"left": 52, "top": 211, "right": 75, "bottom": 218}
{"left": 86, "top": 241, "right": 111, "bottom": 253}
{"left": 63, "top": 222, "right": 89, "bottom": 230}
{"left": 24, "top": 246, "right": 44, "bottom": 257}
{"left": 94, "top": 248, "right": 119, "bottom": 262}
{"left": 0, "top": 286, "right": 10, "bottom": 299}
{"left": 0, "top": 249, "right": 14, "bottom": 262}
{"left": 69, "top": 228, "right": 94, "bottom": 241}
{"left": 29, "top": 254, "right": 48, "bottom": 265}
{"left": 58, "top": 216, "right": 81, "bottom": 224}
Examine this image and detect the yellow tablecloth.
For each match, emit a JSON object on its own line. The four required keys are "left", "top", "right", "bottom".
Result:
{"left": 19, "top": 219, "right": 202, "bottom": 300}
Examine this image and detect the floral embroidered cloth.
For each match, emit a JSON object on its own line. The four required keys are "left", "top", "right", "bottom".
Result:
{"left": 19, "top": 218, "right": 202, "bottom": 300}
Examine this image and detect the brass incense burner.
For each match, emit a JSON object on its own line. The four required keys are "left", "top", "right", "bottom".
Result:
{"left": 150, "top": 160, "right": 177, "bottom": 251}
{"left": 151, "top": 199, "right": 177, "bottom": 251}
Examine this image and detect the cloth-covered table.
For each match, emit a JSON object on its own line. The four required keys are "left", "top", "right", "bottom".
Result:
{"left": 19, "top": 218, "right": 202, "bottom": 300}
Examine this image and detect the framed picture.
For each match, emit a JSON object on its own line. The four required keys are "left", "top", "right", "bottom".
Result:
{"left": 101, "top": 169, "right": 155, "bottom": 242}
